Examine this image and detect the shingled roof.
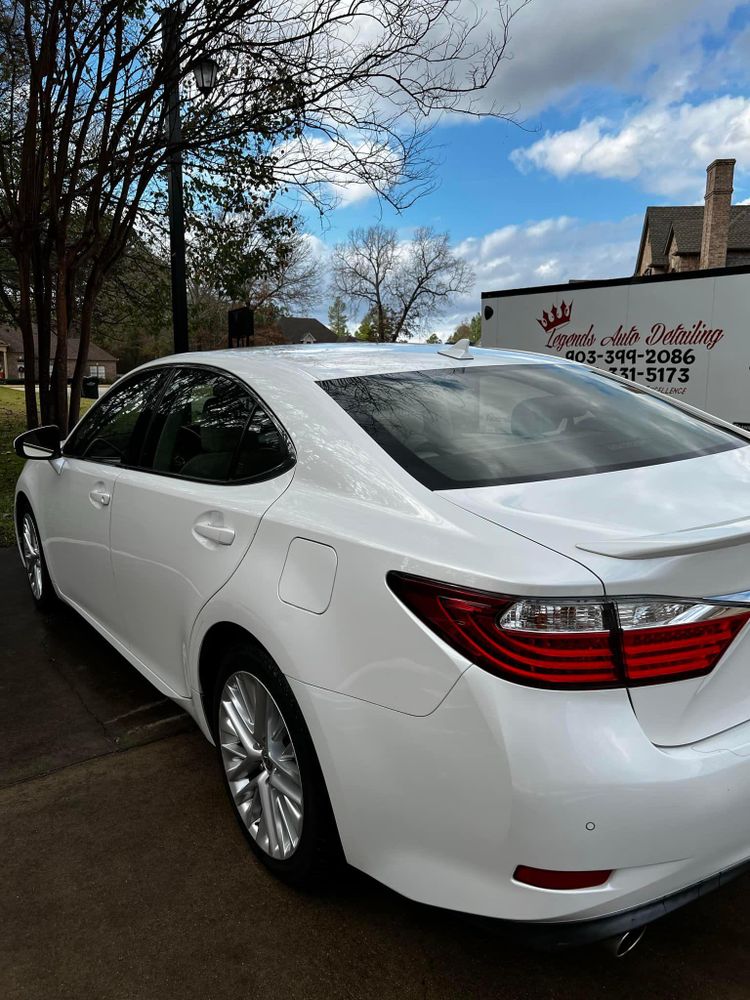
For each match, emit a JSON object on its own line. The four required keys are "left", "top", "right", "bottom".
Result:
{"left": 275, "top": 317, "right": 338, "bottom": 344}
{"left": 664, "top": 210, "right": 705, "bottom": 256}
{"left": 637, "top": 207, "right": 701, "bottom": 269}
{"left": 0, "top": 324, "right": 117, "bottom": 361}
{"left": 637, "top": 204, "right": 750, "bottom": 271}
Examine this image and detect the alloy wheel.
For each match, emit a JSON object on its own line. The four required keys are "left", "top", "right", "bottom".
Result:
{"left": 218, "top": 670, "right": 304, "bottom": 859}
{"left": 21, "top": 513, "right": 43, "bottom": 601}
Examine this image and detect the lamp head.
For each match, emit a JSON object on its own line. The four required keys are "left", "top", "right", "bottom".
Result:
{"left": 191, "top": 56, "right": 218, "bottom": 96}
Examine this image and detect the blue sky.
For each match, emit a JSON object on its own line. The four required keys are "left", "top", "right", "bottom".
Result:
{"left": 297, "top": 0, "right": 750, "bottom": 338}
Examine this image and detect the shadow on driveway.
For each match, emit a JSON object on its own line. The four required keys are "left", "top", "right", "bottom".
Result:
{"left": 0, "top": 548, "right": 192, "bottom": 788}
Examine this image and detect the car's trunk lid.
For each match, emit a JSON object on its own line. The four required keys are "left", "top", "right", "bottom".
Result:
{"left": 439, "top": 446, "right": 750, "bottom": 746}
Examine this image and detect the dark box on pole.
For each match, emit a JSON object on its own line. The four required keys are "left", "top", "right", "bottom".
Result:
{"left": 228, "top": 306, "right": 254, "bottom": 348}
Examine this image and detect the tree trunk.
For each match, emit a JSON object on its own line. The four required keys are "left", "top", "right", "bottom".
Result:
{"left": 51, "top": 262, "right": 69, "bottom": 434}
{"left": 32, "top": 247, "right": 52, "bottom": 425}
{"left": 17, "top": 252, "right": 39, "bottom": 429}
{"left": 68, "top": 270, "right": 101, "bottom": 429}
{"left": 376, "top": 301, "right": 386, "bottom": 342}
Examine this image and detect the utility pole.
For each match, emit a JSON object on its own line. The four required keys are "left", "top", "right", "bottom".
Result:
{"left": 162, "top": 4, "right": 189, "bottom": 355}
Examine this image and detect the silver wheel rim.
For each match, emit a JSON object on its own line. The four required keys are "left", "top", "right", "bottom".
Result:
{"left": 219, "top": 670, "right": 303, "bottom": 859}
{"left": 21, "top": 513, "right": 43, "bottom": 600}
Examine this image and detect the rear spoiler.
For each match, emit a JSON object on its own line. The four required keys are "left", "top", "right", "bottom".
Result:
{"left": 576, "top": 516, "right": 750, "bottom": 560}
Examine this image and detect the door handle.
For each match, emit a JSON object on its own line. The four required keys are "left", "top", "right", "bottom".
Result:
{"left": 194, "top": 521, "right": 235, "bottom": 546}
{"left": 89, "top": 488, "right": 111, "bottom": 506}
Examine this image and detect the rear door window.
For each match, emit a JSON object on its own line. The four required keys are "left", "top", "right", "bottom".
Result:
{"left": 319, "top": 364, "right": 748, "bottom": 489}
{"left": 139, "top": 368, "right": 292, "bottom": 483}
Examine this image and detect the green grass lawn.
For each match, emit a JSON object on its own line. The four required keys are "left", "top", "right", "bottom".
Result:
{"left": 0, "top": 386, "right": 93, "bottom": 546}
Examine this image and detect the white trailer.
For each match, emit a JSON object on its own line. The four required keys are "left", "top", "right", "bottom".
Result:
{"left": 481, "top": 266, "right": 750, "bottom": 426}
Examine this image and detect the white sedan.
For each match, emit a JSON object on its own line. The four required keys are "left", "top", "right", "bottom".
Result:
{"left": 14, "top": 343, "right": 750, "bottom": 955}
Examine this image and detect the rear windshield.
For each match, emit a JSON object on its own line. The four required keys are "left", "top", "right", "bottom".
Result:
{"left": 319, "top": 364, "right": 748, "bottom": 489}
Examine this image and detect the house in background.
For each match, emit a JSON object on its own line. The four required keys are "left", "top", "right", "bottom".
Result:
{"left": 635, "top": 159, "right": 750, "bottom": 275}
{"left": 270, "top": 316, "right": 339, "bottom": 344}
{"left": 0, "top": 324, "right": 117, "bottom": 381}
{"left": 228, "top": 309, "right": 342, "bottom": 348}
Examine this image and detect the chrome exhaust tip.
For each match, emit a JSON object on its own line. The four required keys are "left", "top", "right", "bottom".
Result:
{"left": 601, "top": 926, "right": 647, "bottom": 958}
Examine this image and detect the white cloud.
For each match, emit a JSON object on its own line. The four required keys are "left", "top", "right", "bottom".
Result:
{"left": 475, "top": 0, "right": 740, "bottom": 116}
{"left": 276, "top": 135, "right": 402, "bottom": 209}
{"left": 309, "top": 214, "right": 642, "bottom": 340}
{"left": 419, "top": 214, "right": 642, "bottom": 340}
{"left": 455, "top": 214, "right": 640, "bottom": 288}
{"left": 329, "top": 179, "right": 377, "bottom": 208}
{"left": 300, "top": 232, "right": 330, "bottom": 260}
{"left": 511, "top": 96, "right": 750, "bottom": 197}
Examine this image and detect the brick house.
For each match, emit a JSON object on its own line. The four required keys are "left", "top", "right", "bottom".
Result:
{"left": 0, "top": 324, "right": 117, "bottom": 382}
{"left": 635, "top": 159, "right": 750, "bottom": 276}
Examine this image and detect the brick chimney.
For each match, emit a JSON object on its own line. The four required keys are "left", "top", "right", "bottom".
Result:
{"left": 700, "top": 158, "right": 735, "bottom": 269}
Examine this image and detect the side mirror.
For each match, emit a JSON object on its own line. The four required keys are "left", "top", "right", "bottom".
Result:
{"left": 14, "top": 425, "right": 62, "bottom": 460}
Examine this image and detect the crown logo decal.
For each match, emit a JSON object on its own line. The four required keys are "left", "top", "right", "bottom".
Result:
{"left": 537, "top": 300, "right": 573, "bottom": 334}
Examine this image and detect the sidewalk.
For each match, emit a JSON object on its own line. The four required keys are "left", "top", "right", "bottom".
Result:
{"left": 5, "top": 384, "right": 100, "bottom": 399}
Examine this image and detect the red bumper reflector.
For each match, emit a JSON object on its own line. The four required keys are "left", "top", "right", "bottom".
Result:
{"left": 513, "top": 866, "right": 612, "bottom": 890}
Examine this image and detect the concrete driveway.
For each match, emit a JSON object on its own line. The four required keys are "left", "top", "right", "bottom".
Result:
{"left": 2, "top": 548, "right": 750, "bottom": 999}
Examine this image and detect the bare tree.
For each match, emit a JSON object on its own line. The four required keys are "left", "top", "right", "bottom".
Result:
{"left": 331, "top": 225, "right": 474, "bottom": 341}
{"left": 0, "top": 0, "right": 526, "bottom": 430}
{"left": 246, "top": 236, "right": 320, "bottom": 317}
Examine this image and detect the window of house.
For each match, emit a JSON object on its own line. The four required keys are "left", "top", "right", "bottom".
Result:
{"left": 89, "top": 364, "right": 106, "bottom": 379}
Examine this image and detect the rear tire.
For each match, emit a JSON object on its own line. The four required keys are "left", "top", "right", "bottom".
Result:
{"left": 212, "top": 639, "right": 342, "bottom": 887}
{"left": 17, "top": 503, "right": 57, "bottom": 611}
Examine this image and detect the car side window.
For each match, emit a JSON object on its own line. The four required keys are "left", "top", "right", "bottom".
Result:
{"left": 64, "top": 370, "right": 166, "bottom": 465}
{"left": 231, "top": 402, "right": 291, "bottom": 482}
{"left": 139, "top": 368, "right": 291, "bottom": 483}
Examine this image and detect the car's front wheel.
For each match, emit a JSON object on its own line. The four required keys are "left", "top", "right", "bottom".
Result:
{"left": 17, "top": 504, "right": 56, "bottom": 611}
{"left": 212, "top": 640, "right": 341, "bottom": 886}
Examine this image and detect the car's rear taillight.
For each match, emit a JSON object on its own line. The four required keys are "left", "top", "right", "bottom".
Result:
{"left": 617, "top": 599, "right": 750, "bottom": 682}
{"left": 387, "top": 572, "right": 750, "bottom": 690}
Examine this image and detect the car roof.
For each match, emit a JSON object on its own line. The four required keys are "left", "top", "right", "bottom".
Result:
{"left": 148, "top": 343, "right": 567, "bottom": 382}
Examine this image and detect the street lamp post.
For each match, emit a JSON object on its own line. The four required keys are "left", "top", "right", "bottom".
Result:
{"left": 162, "top": 5, "right": 218, "bottom": 355}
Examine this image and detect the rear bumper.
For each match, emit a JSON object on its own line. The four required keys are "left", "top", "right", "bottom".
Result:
{"left": 290, "top": 667, "right": 750, "bottom": 927}
{"left": 490, "top": 858, "right": 750, "bottom": 950}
